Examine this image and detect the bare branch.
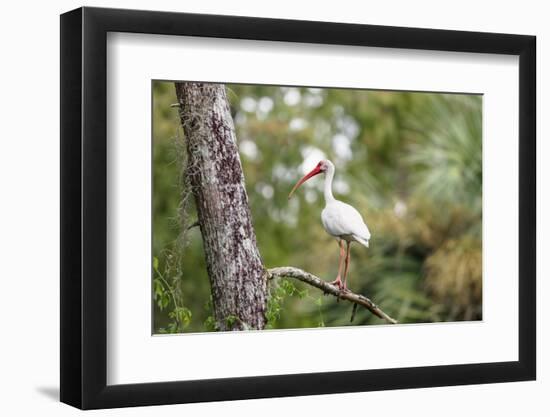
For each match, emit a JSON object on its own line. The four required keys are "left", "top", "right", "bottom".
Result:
{"left": 185, "top": 220, "right": 200, "bottom": 231}
{"left": 267, "top": 266, "right": 398, "bottom": 325}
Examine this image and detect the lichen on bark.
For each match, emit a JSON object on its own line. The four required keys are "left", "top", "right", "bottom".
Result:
{"left": 175, "top": 82, "right": 267, "bottom": 331}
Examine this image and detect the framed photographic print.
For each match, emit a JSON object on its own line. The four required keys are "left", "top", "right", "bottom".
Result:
{"left": 60, "top": 6, "right": 536, "bottom": 409}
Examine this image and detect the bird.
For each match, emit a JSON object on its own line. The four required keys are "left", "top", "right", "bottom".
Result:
{"left": 288, "top": 159, "right": 371, "bottom": 291}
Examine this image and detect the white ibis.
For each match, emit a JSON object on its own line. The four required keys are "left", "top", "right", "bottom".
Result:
{"left": 288, "top": 159, "right": 371, "bottom": 291}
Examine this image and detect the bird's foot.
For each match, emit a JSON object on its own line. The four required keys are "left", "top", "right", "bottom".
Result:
{"left": 330, "top": 277, "right": 344, "bottom": 290}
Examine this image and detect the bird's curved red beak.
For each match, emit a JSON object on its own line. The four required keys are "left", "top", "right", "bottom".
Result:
{"left": 288, "top": 164, "right": 323, "bottom": 199}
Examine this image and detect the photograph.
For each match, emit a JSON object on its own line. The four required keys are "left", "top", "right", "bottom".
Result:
{"left": 152, "top": 81, "right": 483, "bottom": 334}
{"left": 52, "top": 3, "right": 538, "bottom": 412}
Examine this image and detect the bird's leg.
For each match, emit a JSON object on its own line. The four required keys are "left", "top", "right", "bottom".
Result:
{"left": 342, "top": 241, "right": 351, "bottom": 291}
{"left": 330, "top": 240, "right": 345, "bottom": 289}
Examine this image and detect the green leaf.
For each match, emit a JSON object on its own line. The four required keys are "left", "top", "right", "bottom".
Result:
{"left": 204, "top": 316, "right": 217, "bottom": 331}
{"left": 160, "top": 293, "right": 170, "bottom": 310}
{"left": 225, "top": 314, "right": 239, "bottom": 328}
{"left": 170, "top": 307, "right": 192, "bottom": 328}
{"left": 153, "top": 278, "right": 163, "bottom": 299}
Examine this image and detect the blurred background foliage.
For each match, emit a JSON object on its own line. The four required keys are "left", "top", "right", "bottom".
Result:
{"left": 152, "top": 81, "right": 482, "bottom": 333}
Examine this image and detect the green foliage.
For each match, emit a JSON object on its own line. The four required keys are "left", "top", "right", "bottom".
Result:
{"left": 152, "top": 81, "right": 483, "bottom": 332}
{"left": 153, "top": 255, "right": 193, "bottom": 333}
{"left": 266, "top": 278, "right": 326, "bottom": 329}
{"left": 152, "top": 82, "right": 211, "bottom": 332}
{"left": 204, "top": 315, "right": 217, "bottom": 331}
{"left": 266, "top": 279, "right": 305, "bottom": 328}
{"left": 406, "top": 95, "right": 482, "bottom": 209}
{"left": 169, "top": 307, "right": 192, "bottom": 327}
{"left": 225, "top": 315, "right": 239, "bottom": 328}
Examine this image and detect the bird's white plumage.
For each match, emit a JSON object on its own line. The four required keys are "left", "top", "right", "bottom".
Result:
{"left": 289, "top": 159, "right": 371, "bottom": 289}
{"left": 321, "top": 200, "right": 371, "bottom": 247}
{"left": 313, "top": 159, "right": 371, "bottom": 248}
{"left": 290, "top": 158, "right": 371, "bottom": 249}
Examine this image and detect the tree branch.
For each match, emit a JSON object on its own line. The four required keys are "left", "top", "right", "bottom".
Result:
{"left": 266, "top": 266, "right": 398, "bottom": 325}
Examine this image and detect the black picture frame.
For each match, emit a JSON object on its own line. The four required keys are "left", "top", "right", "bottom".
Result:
{"left": 60, "top": 6, "right": 536, "bottom": 410}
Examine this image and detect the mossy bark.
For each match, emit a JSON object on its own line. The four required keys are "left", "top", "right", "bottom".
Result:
{"left": 175, "top": 82, "right": 267, "bottom": 331}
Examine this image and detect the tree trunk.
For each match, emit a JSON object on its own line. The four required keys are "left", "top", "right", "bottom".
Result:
{"left": 175, "top": 82, "right": 267, "bottom": 331}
